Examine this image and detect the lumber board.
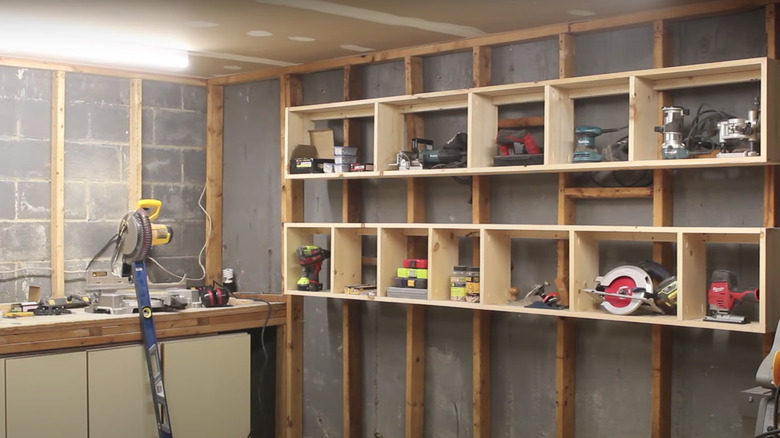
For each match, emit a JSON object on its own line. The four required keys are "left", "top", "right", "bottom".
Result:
{"left": 282, "top": 75, "right": 304, "bottom": 226}
{"left": 556, "top": 317, "right": 575, "bottom": 438}
{"left": 50, "top": 71, "right": 65, "bottom": 298}
{"left": 766, "top": 166, "right": 780, "bottom": 227}
{"left": 769, "top": 4, "right": 779, "bottom": 59}
{"left": 559, "top": 33, "right": 576, "bottom": 79}
{"left": 128, "top": 79, "right": 143, "bottom": 210}
{"left": 473, "top": 46, "right": 492, "bottom": 88}
{"left": 342, "top": 65, "right": 364, "bottom": 224}
{"left": 206, "top": 85, "right": 224, "bottom": 286}
{"left": 343, "top": 301, "right": 362, "bottom": 438}
{"left": 405, "top": 305, "right": 425, "bottom": 438}
{"left": 651, "top": 325, "right": 672, "bottom": 438}
{"left": 497, "top": 116, "right": 545, "bottom": 129}
{"left": 285, "top": 295, "right": 304, "bottom": 438}
{"left": 564, "top": 187, "right": 653, "bottom": 199}
{"left": 473, "top": 310, "right": 491, "bottom": 438}
{"left": 0, "top": 56, "right": 206, "bottom": 86}
{"left": 653, "top": 21, "right": 674, "bottom": 69}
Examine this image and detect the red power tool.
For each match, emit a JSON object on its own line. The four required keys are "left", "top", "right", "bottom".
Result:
{"left": 496, "top": 129, "right": 541, "bottom": 155}
{"left": 296, "top": 245, "right": 330, "bottom": 291}
{"left": 704, "top": 270, "right": 759, "bottom": 324}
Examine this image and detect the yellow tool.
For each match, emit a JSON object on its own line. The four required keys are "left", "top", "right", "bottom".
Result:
{"left": 4, "top": 311, "right": 34, "bottom": 318}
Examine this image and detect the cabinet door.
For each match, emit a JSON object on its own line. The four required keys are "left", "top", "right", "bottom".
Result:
{"left": 6, "top": 352, "right": 87, "bottom": 438}
{"left": 88, "top": 345, "right": 158, "bottom": 438}
{"left": 163, "top": 333, "right": 250, "bottom": 438}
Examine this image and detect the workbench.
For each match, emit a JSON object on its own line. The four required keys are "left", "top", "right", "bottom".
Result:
{"left": 0, "top": 300, "right": 286, "bottom": 438}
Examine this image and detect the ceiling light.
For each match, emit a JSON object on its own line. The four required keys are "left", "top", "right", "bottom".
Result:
{"left": 0, "top": 38, "right": 189, "bottom": 70}
{"left": 567, "top": 10, "right": 596, "bottom": 17}
{"left": 288, "top": 36, "right": 316, "bottom": 42}
{"left": 223, "top": 65, "right": 242, "bottom": 70}
{"left": 247, "top": 30, "right": 273, "bottom": 37}
{"left": 340, "top": 44, "right": 373, "bottom": 53}
{"left": 186, "top": 21, "right": 220, "bottom": 28}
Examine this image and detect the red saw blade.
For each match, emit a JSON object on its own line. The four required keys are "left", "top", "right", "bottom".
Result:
{"left": 602, "top": 276, "right": 638, "bottom": 308}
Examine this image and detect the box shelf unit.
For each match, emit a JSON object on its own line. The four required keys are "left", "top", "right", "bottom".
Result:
{"left": 283, "top": 224, "right": 780, "bottom": 333}
{"left": 284, "top": 57, "right": 779, "bottom": 180}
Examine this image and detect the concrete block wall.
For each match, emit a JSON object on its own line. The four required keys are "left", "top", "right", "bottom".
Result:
{"left": 0, "top": 69, "right": 206, "bottom": 300}
{"left": 141, "top": 80, "right": 207, "bottom": 285}
{"left": 0, "top": 67, "right": 52, "bottom": 301}
{"left": 221, "top": 7, "right": 771, "bottom": 438}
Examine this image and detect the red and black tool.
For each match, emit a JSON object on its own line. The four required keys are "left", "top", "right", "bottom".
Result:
{"left": 199, "top": 287, "right": 231, "bottom": 307}
{"left": 704, "top": 270, "right": 759, "bottom": 324}
{"left": 297, "top": 245, "right": 330, "bottom": 291}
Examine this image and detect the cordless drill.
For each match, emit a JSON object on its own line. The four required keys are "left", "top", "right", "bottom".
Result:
{"left": 704, "top": 270, "right": 759, "bottom": 324}
{"left": 296, "top": 245, "right": 330, "bottom": 291}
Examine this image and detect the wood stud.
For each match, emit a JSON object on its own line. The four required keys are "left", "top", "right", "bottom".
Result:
{"left": 128, "top": 79, "right": 143, "bottom": 210}
{"left": 50, "top": 71, "right": 65, "bottom": 298}
{"left": 205, "top": 85, "right": 224, "bottom": 286}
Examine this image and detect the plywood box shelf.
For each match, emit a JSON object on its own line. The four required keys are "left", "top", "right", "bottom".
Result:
{"left": 283, "top": 224, "right": 777, "bottom": 333}
{"left": 284, "top": 57, "right": 777, "bottom": 180}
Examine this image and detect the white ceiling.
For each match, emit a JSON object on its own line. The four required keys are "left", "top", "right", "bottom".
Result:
{"left": 0, "top": 0, "right": 716, "bottom": 78}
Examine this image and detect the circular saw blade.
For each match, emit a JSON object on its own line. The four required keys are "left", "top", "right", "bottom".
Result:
{"left": 118, "top": 209, "right": 152, "bottom": 262}
{"left": 599, "top": 265, "right": 653, "bottom": 315}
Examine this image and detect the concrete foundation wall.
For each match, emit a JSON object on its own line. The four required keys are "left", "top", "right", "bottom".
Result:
{"left": 221, "top": 7, "right": 770, "bottom": 437}
{"left": 0, "top": 71, "right": 207, "bottom": 300}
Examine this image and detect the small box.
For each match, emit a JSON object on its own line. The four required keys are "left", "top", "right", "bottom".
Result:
{"left": 334, "top": 146, "right": 358, "bottom": 156}
{"left": 350, "top": 163, "right": 374, "bottom": 172}
{"left": 290, "top": 158, "right": 334, "bottom": 174}
{"left": 345, "top": 283, "right": 377, "bottom": 295}
{"left": 397, "top": 267, "right": 428, "bottom": 279}
{"left": 323, "top": 162, "right": 334, "bottom": 173}
{"left": 386, "top": 286, "right": 427, "bottom": 300}
{"left": 394, "top": 277, "right": 428, "bottom": 289}
{"left": 403, "top": 259, "right": 428, "bottom": 269}
{"left": 335, "top": 155, "right": 358, "bottom": 164}
{"left": 334, "top": 163, "right": 351, "bottom": 173}
{"left": 309, "top": 129, "right": 334, "bottom": 148}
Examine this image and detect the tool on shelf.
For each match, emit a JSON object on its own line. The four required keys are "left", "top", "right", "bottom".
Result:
{"left": 703, "top": 270, "right": 759, "bottom": 324}
{"left": 493, "top": 128, "right": 543, "bottom": 166}
{"left": 296, "top": 245, "right": 330, "bottom": 291}
{"left": 418, "top": 132, "right": 468, "bottom": 169}
{"left": 583, "top": 261, "right": 675, "bottom": 316}
{"left": 717, "top": 97, "right": 760, "bottom": 158}
{"left": 114, "top": 199, "right": 174, "bottom": 438}
{"left": 747, "top": 317, "right": 780, "bottom": 436}
{"left": 656, "top": 106, "right": 690, "bottom": 159}
{"left": 573, "top": 125, "right": 628, "bottom": 162}
{"left": 509, "top": 281, "right": 566, "bottom": 309}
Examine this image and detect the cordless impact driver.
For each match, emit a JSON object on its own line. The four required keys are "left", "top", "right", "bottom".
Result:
{"left": 297, "top": 245, "right": 330, "bottom": 291}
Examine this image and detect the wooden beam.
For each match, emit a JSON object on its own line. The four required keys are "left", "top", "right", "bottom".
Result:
{"left": 276, "top": 324, "right": 287, "bottom": 438}
{"left": 282, "top": 74, "right": 304, "bottom": 225}
{"left": 558, "top": 33, "right": 576, "bottom": 79}
{"left": 473, "top": 309, "right": 491, "bottom": 438}
{"left": 405, "top": 305, "right": 425, "bottom": 438}
{"left": 556, "top": 317, "right": 575, "bottom": 438}
{"left": 472, "top": 46, "right": 492, "bottom": 88}
{"left": 556, "top": 173, "right": 574, "bottom": 303}
{"left": 653, "top": 21, "right": 674, "bottom": 68}
{"left": 768, "top": 4, "right": 779, "bottom": 59}
{"left": 405, "top": 56, "right": 423, "bottom": 95}
{"left": 405, "top": 55, "right": 426, "bottom": 258}
{"left": 652, "top": 169, "right": 675, "bottom": 264}
{"left": 128, "top": 78, "right": 142, "bottom": 209}
{"left": 50, "top": 71, "right": 65, "bottom": 298}
{"left": 205, "top": 85, "right": 224, "bottom": 286}
{"left": 765, "top": 166, "right": 780, "bottom": 227}
{"left": 343, "top": 300, "right": 362, "bottom": 438}
{"left": 0, "top": 56, "right": 206, "bottom": 86}
{"left": 285, "top": 295, "right": 304, "bottom": 438}
{"left": 564, "top": 187, "right": 653, "bottom": 199}
{"left": 497, "top": 116, "right": 545, "bottom": 129}
{"left": 651, "top": 325, "right": 672, "bottom": 438}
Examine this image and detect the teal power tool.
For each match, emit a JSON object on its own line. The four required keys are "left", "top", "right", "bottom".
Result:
{"left": 573, "top": 125, "right": 627, "bottom": 162}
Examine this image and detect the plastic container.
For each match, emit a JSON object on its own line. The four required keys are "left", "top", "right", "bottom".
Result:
{"left": 334, "top": 146, "right": 358, "bottom": 156}
{"left": 334, "top": 163, "right": 351, "bottom": 173}
{"left": 466, "top": 266, "right": 480, "bottom": 303}
{"left": 334, "top": 155, "right": 358, "bottom": 164}
{"left": 450, "top": 265, "right": 468, "bottom": 301}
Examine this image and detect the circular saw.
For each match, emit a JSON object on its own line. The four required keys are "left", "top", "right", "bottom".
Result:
{"left": 115, "top": 199, "right": 173, "bottom": 263}
{"left": 583, "top": 265, "right": 665, "bottom": 315}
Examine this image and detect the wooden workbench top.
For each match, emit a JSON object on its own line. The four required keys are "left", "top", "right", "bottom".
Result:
{"left": 0, "top": 300, "right": 286, "bottom": 356}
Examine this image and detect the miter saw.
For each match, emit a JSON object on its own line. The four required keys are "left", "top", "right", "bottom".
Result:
{"left": 583, "top": 262, "right": 676, "bottom": 316}
{"left": 107, "top": 199, "right": 174, "bottom": 438}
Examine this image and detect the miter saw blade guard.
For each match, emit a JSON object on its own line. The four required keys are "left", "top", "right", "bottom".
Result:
{"left": 584, "top": 265, "right": 664, "bottom": 315}
{"left": 117, "top": 208, "right": 153, "bottom": 262}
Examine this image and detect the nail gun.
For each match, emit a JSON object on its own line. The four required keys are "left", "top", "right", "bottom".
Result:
{"left": 703, "top": 270, "right": 759, "bottom": 324}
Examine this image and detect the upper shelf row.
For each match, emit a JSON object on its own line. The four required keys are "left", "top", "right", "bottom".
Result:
{"left": 284, "top": 57, "right": 779, "bottom": 179}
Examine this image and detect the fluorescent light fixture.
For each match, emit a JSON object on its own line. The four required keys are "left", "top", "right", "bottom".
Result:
{"left": 0, "top": 38, "right": 189, "bottom": 70}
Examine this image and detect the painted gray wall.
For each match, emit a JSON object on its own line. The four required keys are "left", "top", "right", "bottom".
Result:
{"left": 221, "top": 7, "right": 770, "bottom": 438}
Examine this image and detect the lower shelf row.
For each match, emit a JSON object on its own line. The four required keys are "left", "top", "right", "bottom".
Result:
{"left": 283, "top": 224, "right": 779, "bottom": 333}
